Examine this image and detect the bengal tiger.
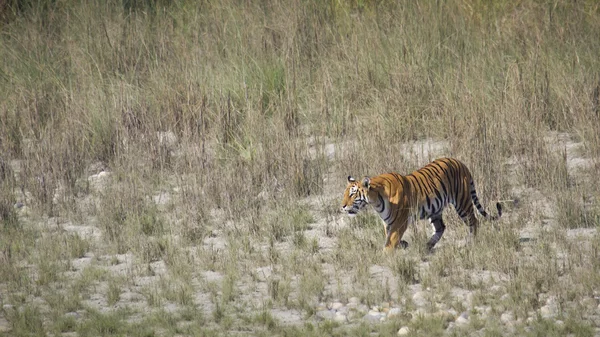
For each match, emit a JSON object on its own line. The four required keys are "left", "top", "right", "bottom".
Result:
{"left": 341, "top": 157, "right": 502, "bottom": 252}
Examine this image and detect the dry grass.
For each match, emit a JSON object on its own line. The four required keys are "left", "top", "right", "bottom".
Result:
{"left": 1, "top": 0, "right": 600, "bottom": 336}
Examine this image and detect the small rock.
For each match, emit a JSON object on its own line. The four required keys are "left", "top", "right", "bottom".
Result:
{"left": 555, "top": 320, "right": 564, "bottom": 327}
{"left": 317, "top": 310, "right": 335, "bottom": 320}
{"left": 539, "top": 304, "right": 558, "bottom": 319}
{"left": 371, "top": 306, "right": 380, "bottom": 312}
{"left": 65, "top": 312, "right": 80, "bottom": 319}
{"left": 316, "top": 303, "right": 327, "bottom": 311}
{"left": 153, "top": 192, "right": 171, "bottom": 205}
{"left": 435, "top": 310, "right": 455, "bottom": 323}
{"left": 357, "top": 304, "right": 369, "bottom": 314}
{"left": 455, "top": 312, "right": 469, "bottom": 325}
{"left": 474, "top": 305, "right": 491, "bottom": 317}
{"left": 334, "top": 312, "right": 348, "bottom": 323}
{"left": 412, "top": 291, "right": 428, "bottom": 307}
{"left": 581, "top": 298, "right": 598, "bottom": 310}
{"left": 337, "top": 306, "right": 349, "bottom": 315}
{"left": 397, "top": 326, "right": 410, "bottom": 335}
{"left": 465, "top": 292, "right": 474, "bottom": 307}
{"left": 348, "top": 297, "right": 361, "bottom": 305}
{"left": 347, "top": 309, "right": 363, "bottom": 321}
{"left": 500, "top": 312, "right": 514, "bottom": 325}
{"left": 388, "top": 308, "right": 402, "bottom": 318}
{"left": 0, "top": 317, "right": 10, "bottom": 333}
{"left": 88, "top": 170, "right": 111, "bottom": 191}
{"left": 364, "top": 311, "right": 384, "bottom": 323}
{"left": 331, "top": 302, "right": 344, "bottom": 311}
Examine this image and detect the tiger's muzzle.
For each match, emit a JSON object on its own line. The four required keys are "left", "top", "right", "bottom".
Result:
{"left": 342, "top": 199, "right": 366, "bottom": 216}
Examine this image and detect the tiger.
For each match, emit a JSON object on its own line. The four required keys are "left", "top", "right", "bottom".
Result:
{"left": 341, "top": 157, "right": 502, "bottom": 252}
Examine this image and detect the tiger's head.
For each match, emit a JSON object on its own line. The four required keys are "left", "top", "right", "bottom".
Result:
{"left": 341, "top": 176, "right": 372, "bottom": 216}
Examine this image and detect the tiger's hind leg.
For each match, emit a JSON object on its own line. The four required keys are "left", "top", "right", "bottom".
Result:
{"left": 426, "top": 216, "right": 446, "bottom": 251}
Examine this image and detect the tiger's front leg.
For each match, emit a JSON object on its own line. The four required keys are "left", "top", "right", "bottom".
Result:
{"left": 383, "top": 220, "right": 409, "bottom": 253}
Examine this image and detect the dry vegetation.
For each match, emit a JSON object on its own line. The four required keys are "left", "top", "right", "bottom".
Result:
{"left": 1, "top": 0, "right": 600, "bottom": 336}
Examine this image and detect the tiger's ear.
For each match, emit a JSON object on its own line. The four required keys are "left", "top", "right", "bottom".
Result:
{"left": 348, "top": 176, "right": 356, "bottom": 183}
{"left": 362, "top": 177, "right": 370, "bottom": 189}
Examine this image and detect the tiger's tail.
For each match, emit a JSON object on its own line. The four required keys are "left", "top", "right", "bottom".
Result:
{"left": 470, "top": 181, "right": 502, "bottom": 220}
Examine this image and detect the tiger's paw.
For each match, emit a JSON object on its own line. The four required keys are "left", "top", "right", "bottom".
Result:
{"left": 383, "top": 240, "right": 409, "bottom": 253}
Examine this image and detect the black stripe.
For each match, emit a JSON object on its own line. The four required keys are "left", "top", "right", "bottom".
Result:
{"left": 433, "top": 185, "right": 443, "bottom": 201}
{"left": 420, "top": 166, "right": 442, "bottom": 181}
{"left": 407, "top": 175, "right": 422, "bottom": 195}
{"left": 413, "top": 173, "right": 429, "bottom": 195}
{"left": 439, "top": 181, "right": 448, "bottom": 200}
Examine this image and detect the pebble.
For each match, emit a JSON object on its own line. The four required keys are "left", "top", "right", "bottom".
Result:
{"left": 337, "top": 306, "right": 349, "bottom": 315}
{"left": 412, "top": 291, "right": 428, "bottom": 307}
{"left": 331, "top": 302, "right": 344, "bottom": 311}
{"left": 357, "top": 304, "right": 369, "bottom": 314}
{"left": 348, "top": 297, "right": 361, "bottom": 304}
{"left": 539, "top": 304, "right": 558, "bottom": 319}
{"left": 388, "top": 308, "right": 402, "bottom": 318}
{"left": 581, "top": 298, "right": 598, "bottom": 310}
{"left": 435, "top": 310, "right": 455, "bottom": 323}
{"left": 334, "top": 312, "right": 348, "bottom": 323}
{"left": 65, "top": 312, "right": 80, "bottom": 319}
{"left": 364, "top": 311, "right": 384, "bottom": 323}
{"left": 316, "top": 310, "right": 335, "bottom": 320}
{"left": 455, "top": 312, "right": 469, "bottom": 325}
{"left": 500, "top": 311, "right": 514, "bottom": 325}
{"left": 368, "top": 309, "right": 381, "bottom": 316}
{"left": 307, "top": 298, "right": 477, "bottom": 326}
{"left": 397, "top": 326, "right": 410, "bottom": 335}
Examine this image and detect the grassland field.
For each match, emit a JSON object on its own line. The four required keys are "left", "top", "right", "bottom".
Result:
{"left": 1, "top": 0, "right": 600, "bottom": 336}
